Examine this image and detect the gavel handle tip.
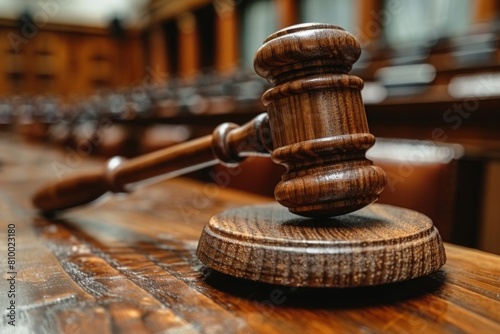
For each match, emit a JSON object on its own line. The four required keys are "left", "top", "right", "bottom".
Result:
{"left": 31, "top": 169, "right": 110, "bottom": 213}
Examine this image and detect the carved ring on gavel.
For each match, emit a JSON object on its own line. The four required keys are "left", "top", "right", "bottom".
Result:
{"left": 32, "top": 23, "right": 446, "bottom": 288}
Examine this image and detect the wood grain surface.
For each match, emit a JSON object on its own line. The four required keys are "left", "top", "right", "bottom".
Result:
{"left": 254, "top": 23, "right": 387, "bottom": 217}
{"left": 1, "top": 134, "right": 499, "bottom": 334}
{"left": 197, "top": 203, "right": 446, "bottom": 287}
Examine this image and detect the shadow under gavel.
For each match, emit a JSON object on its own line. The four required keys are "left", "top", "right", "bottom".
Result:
{"left": 32, "top": 23, "right": 387, "bottom": 218}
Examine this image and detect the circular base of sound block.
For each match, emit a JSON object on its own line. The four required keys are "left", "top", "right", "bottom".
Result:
{"left": 196, "top": 203, "right": 446, "bottom": 288}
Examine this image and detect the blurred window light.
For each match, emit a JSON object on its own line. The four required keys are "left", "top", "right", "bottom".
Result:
{"left": 367, "top": 139, "right": 464, "bottom": 165}
{"left": 375, "top": 64, "right": 436, "bottom": 87}
{"left": 384, "top": 0, "right": 471, "bottom": 47}
{"left": 361, "top": 82, "right": 387, "bottom": 104}
{"left": 449, "top": 73, "right": 500, "bottom": 98}
{"left": 0, "top": 0, "right": 147, "bottom": 27}
{"left": 299, "top": 0, "right": 356, "bottom": 33}
{"left": 451, "top": 33, "right": 497, "bottom": 66}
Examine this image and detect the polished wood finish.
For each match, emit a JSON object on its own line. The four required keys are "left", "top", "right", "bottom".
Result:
{"left": 32, "top": 24, "right": 387, "bottom": 219}
{"left": 200, "top": 24, "right": 443, "bottom": 287}
{"left": 33, "top": 23, "right": 445, "bottom": 289}
{"left": 197, "top": 24, "right": 446, "bottom": 288}
{"left": 1, "top": 134, "right": 499, "bottom": 333}
{"left": 254, "top": 23, "right": 386, "bottom": 217}
{"left": 32, "top": 113, "right": 271, "bottom": 212}
{"left": 197, "top": 203, "right": 446, "bottom": 287}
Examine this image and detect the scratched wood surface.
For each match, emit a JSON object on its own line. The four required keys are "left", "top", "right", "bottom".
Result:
{"left": 1, "top": 133, "right": 499, "bottom": 334}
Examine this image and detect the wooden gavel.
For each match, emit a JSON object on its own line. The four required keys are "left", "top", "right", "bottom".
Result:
{"left": 33, "top": 23, "right": 387, "bottom": 218}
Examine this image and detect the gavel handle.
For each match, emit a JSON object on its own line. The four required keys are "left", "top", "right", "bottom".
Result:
{"left": 32, "top": 113, "right": 272, "bottom": 212}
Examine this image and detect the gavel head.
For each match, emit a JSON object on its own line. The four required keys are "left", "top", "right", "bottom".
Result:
{"left": 254, "top": 23, "right": 387, "bottom": 217}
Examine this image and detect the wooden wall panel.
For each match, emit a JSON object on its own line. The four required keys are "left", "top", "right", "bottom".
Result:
{"left": 276, "top": 0, "right": 298, "bottom": 28}
{"left": 147, "top": 25, "right": 169, "bottom": 79}
{"left": 479, "top": 161, "right": 500, "bottom": 254}
{"left": 121, "top": 33, "right": 145, "bottom": 86}
{"left": 474, "top": 0, "right": 498, "bottom": 23}
{"left": 214, "top": 1, "right": 238, "bottom": 73}
{"left": 0, "top": 20, "right": 144, "bottom": 96}
{"left": 356, "top": 0, "right": 383, "bottom": 46}
{"left": 177, "top": 12, "right": 199, "bottom": 80}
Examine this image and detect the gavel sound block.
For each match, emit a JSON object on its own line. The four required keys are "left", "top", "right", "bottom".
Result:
{"left": 32, "top": 23, "right": 445, "bottom": 288}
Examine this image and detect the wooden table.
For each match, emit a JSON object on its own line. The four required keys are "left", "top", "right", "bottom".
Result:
{"left": 1, "top": 134, "right": 499, "bottom": 334}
